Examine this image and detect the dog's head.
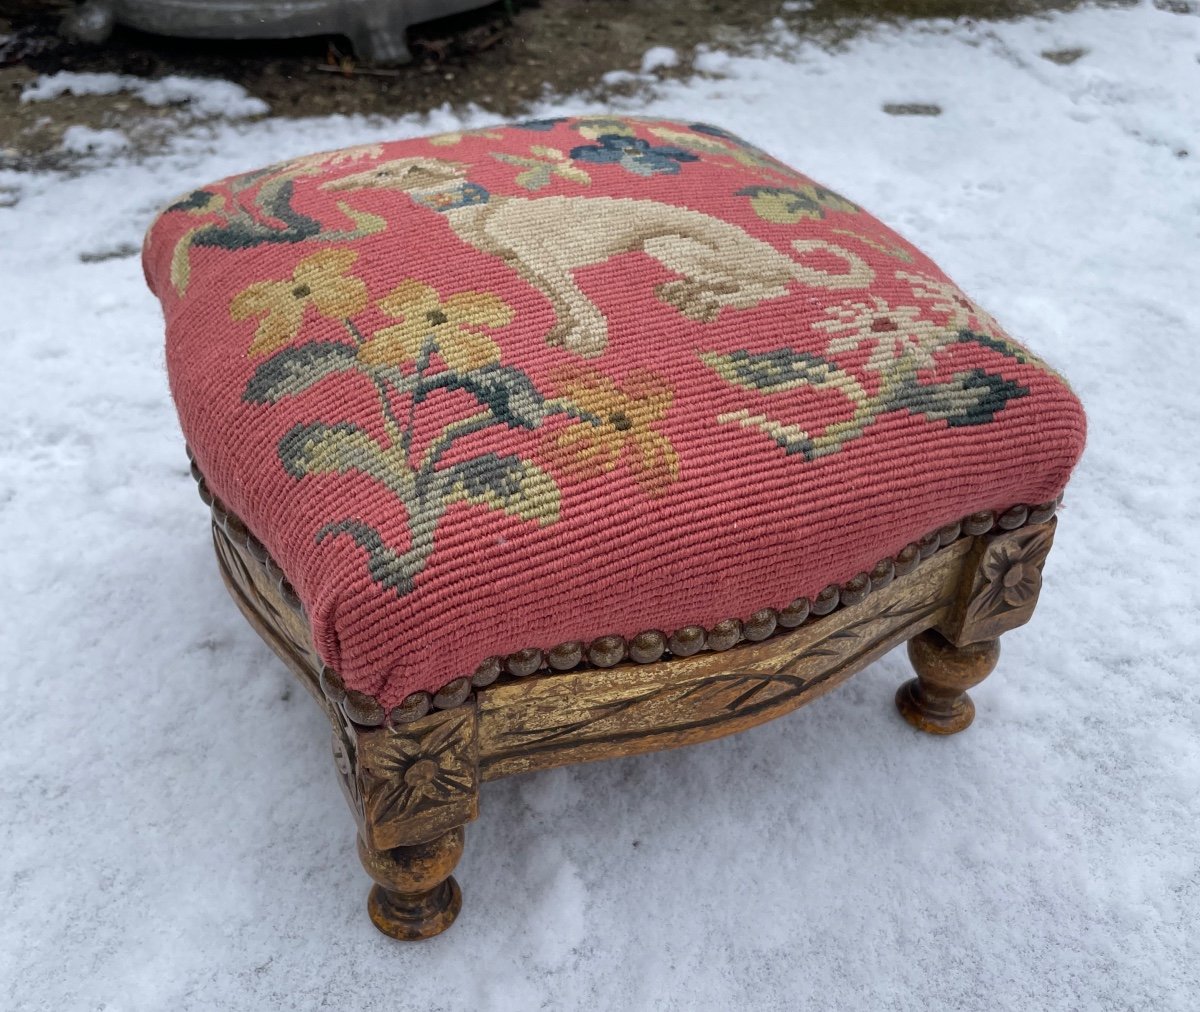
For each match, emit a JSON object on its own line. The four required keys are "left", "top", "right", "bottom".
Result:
{"left": 321, "top": 157, "right": 470, "bottom": 194}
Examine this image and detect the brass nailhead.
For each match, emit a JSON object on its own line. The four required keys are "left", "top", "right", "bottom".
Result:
{"left": 743, "top": 609, "right": 778, "bottom": 642}
{"left": 963, "top": 510, "right": 995, "bottom": 536}
{"left": 869, "top": 558, "right": 895, "bottom": 591}
{"left": 319, "top": 667, "right": 346, "bottom": 704}
{"left": 938, "top": 521, "right": 962, "bottom": 547}
{"left": 390, "top": 691, "right": 431, "bottom": 724}
{"left": 548, "top": 641, "right": 583, "bottom": 671}
{"left": 506, "top": 647, "right": 544, "bottom": 678}
{"left": 344, "top": 690, "right": 385, "bottom": 727}
{"left": 998, "top": 504, "right": 1029, "bottom": 530}
{"left": 668, "top": 626, "right": 706, "bottom": 657}
{"left": 471, "top": 656, "right": 502, "bottom": 688}
{"left": 630, "top": 630, "right": 667, "bottom": 664}
{"left": 917, "top": 531, "right": 941, "bottom": 559}
{"left": 840, "top": 573, "right": 871, "bottom": 607}
{"left": 811, "top": 585, "right": 840, "bottom": 616}
{"left": 707, "top": 619, "right": 742, "bottom": 652}
{"left": 894, "top": 544, "right": 921, "bottom": 576}
{"left": 432, "top": 677, "right": 471, "bottom": 709}
{"left": 777, "top": 597, "right": 810, "bottom": 628}
{"left": 588, "top": 635, "right": 626, "bottom": 668}
{"left": 1028, "top": 500, "right": 1057, "bottom": 524}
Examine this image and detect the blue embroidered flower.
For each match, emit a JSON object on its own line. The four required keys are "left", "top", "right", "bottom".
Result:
{"left": 514, "top": 118, "right": 568, "bottom": 131}
{"left": 569, "top": 134, "right": 699, "bottom": 177}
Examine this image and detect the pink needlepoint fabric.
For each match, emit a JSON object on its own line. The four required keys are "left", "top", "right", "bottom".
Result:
{"left": 143, "top": 115, "right": 1086, "bottom": 709}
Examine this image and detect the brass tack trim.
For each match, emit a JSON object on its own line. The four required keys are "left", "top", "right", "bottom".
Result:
{"left": 668, "top": 625, "right": 706, "bottom": 657}
{"left": 193, "top": 458, "right": 1061, "bottom": 721}
{"left": 778, "top": 597, "right": 810, "bottom": 628}
{"left": 840, "top": 573, "right": 871, "bottom": 607}
{"left": 432, "top": 677, "right": 472, "bottom": 710}
{"left": 588, "top": 635, "right": 626, "bottom": 668}
{"left": 471, "top": 657, "right": 502, "bottom": 688}
{"left": 963, "top": 510, "right": 995, "bottom": 536}
{"left": 547, "top": 641, "right": 583, "bottom": 671}
{"left": 389, "top": 691, "right": 431, "bottom": 724}
{"left": 811, "top": 585, "right": 840, "bottom": 616}
{"left": 707, "top": 618, "right": 742, "bottom": 652}
{"left": 744, "top": 609, "right": 778, "bottom": 642}
{"left": 894, "top": 543, "right": 921, "bottom": 576}
{"left": 506, "top": 647, "right": 544, "bottom": 678}
{"left": 869, "top": 557, "right": 895, "bottom": 591}
{"left": 319, "top": 667, "right": 347, "bottom": 704}
{"left": 937, "top": 521, "right": 962, "bottom": 547}
{"left": 344, "top": 689, "right": 385, "bottom": 727}
{"left": 630, "top": 630, "right": 667, "bottom": 664}
{"left": 1028, "top": 500, "right": 1057, "bottom": 525}
{"left": 998, "top": 504, "right": 1029, "bottom": 530}
{"left": 917, "top": 531, "right": 941, "bottom": 560}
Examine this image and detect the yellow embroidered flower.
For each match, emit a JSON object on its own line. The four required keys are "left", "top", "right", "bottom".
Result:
{"left": 429, "top": 128, "right": 504, "bottom": 146}
{"left": 545, "top": 367, "right": 679, "bottom": 496}
{"left": 358, "top": 280, "right": 513, "bottom": 372}
{"left": 814, "top": 296, "right": 938, "bottom": 373}
{"left": 231, "top": 249, "right": 368, "bottom": 356}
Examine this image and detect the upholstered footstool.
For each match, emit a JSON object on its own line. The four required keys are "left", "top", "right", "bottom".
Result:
{"left": 143, "top": 116, "right": 1086, "bottom": 940}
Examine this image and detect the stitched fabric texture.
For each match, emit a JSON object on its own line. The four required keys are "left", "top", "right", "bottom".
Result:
{"left": 143, "top": 116, "right": 1086, "bottom": 708}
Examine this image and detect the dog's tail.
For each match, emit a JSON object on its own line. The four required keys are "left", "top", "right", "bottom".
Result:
{"left": 789, "top": 239, "right": 875, "bottom": 290}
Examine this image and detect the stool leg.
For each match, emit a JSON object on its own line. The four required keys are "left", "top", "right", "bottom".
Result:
{"left": 357, "top": 828, "right": 464, "bottom": 940}
{"left": 896, "top": 630, "right": 1000, "bottom": 735}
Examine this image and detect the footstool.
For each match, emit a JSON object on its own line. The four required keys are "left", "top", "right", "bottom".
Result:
{"left": 143, "top": 115, "right": 1086, "bottom": 940}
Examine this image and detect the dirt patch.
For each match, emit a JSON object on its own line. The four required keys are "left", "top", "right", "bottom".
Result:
{"left": 1, "top": 0, "right": 1091, "bottom": 168}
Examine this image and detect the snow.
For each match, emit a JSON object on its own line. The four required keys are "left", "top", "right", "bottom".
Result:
{"left": 641, "top": 45, "right": 681, "bottom": 74}
{"left": 2, "top": 3, "right": 1199, "bottom": 1008}
{"left": 21, "top": 70, "right": 269, "bottom": 118}
{"left": 60, "top": 124, "right": 130, "bottom": 157}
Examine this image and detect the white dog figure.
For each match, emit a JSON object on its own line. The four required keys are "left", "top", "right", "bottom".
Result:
{"left": 325, "top": 157, "right": 874, "bottom": 358}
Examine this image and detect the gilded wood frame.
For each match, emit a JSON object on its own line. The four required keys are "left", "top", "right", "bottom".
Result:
{"left": 206, "top": 478, "right": 1058, "bottom": 939}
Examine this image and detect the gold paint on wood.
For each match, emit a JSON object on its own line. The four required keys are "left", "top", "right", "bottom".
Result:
{"left": 356, "top": 708, "right": 480, "bottom": 851}
{"left": 941, "top": 519, "right": 1056, "bottom": 646}
{"left": 476, "top": 539, "right": 970, "bottom": 780}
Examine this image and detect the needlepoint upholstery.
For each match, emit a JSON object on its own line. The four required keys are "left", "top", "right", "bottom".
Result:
{"left": 143, "top": 116, "right": 1086, "bottom": 709}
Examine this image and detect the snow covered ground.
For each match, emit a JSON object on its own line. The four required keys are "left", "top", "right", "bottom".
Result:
{"left": 2, "top": 3, "right": 1198, "bottom": 1009}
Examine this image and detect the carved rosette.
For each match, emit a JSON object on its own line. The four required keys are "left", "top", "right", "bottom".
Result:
{"left": 353, "top": 707, "right": 480, "bottom": 852}
{"left": 946, "top": 519, "right": 1056, "bottom": 645}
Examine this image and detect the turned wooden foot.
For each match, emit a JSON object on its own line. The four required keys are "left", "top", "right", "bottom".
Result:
{"left": 357, "top": 827, "right": 464, "bottom": 940}
{"left": 896, "top": 630, "right": 1000, "bottom": 735}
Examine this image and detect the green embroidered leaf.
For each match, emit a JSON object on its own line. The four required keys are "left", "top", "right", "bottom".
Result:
{"left": 894, "top": 370, "right": 1029, "bottom": 427}
{"left": 699, "top": 348, "right": 867, "bottom": 405}
{"left": 244, "top": 342, "right": 360, "bottom": 403}
{"left": 715, "top": 409, "right": 815, "bottom": 459}
{"left": 333, "top": 201, "right": 387, "bottom": 237}
{"left": 169, "top": 226, "right": 200, "bottom": 294}
{"left": 421, "top": 364, "right": 548, "bottom": 429}
{"left": 737, "top": 185, "right": 860, "bottom": 223}
{"left": 441, "top": 453, "right": 560, "bottom": 526}
{"left": 956, "top": 328, "right": 1048, "bottom": 371}
{"left": 316, "top": 519, "right": 417, "bottom": 595}
{"left": 278, "top": 422, "right": 413, "bottom": 498}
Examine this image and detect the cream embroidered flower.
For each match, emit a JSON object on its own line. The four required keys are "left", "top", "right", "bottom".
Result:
{"left": 814, "top": 296, "right": 940, "bottom": 373}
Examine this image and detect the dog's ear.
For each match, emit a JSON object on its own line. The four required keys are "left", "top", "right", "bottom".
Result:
{"left": 321, "top": 157, "right": 467, "bottom": 192}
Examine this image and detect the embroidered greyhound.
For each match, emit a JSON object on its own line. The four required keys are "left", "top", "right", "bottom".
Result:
{"left": 324, "top": 157, "right": 874, "bottom": 358}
